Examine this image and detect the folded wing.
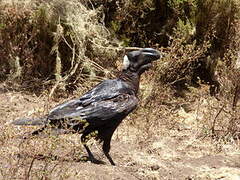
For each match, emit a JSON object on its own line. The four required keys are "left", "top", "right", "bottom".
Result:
{"left": 48, "top": 93, "right": 138, "bottom": 127}
{"left": 47, "top": 79, "right": 138, "bottom": 127}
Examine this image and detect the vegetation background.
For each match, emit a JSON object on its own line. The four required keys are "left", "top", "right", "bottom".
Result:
{"left": 0, "top": 0, "right": 240, "bottom": 179}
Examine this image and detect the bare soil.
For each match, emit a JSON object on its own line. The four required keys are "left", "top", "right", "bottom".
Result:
{"left": 0, "top": 82, "right": 240, "bottom": 180}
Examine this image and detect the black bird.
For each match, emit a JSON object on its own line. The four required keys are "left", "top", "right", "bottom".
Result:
{"left": 12, "top": 48, "right": 161, "bottom": 165}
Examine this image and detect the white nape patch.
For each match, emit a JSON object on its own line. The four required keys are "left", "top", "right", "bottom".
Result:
{"left": 123, "top": 55, "right": 130, "bottom": 69}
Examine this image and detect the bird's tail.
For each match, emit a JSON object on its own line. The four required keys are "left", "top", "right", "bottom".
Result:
{"left": 11, "top": 117, "right": 48, "bottom": 126}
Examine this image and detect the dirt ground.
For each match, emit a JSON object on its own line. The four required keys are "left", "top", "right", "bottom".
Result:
{"left": 0, "top": 82, "right": 240, "bottom": 180}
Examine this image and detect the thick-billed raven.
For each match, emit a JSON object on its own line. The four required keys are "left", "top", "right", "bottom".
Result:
{"left": 12, "top": 48, "right": 161, "bottom": 165}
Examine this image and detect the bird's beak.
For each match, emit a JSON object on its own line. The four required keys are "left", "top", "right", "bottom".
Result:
{"left": 141, "top": 48, "right": 162, "bottom": 61}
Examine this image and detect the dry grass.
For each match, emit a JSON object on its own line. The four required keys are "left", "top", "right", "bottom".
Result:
{"left": 1, "top": 84, "right": 240, "bottom": 179}
{"left": 0, "top": 0, "right": 240, "bottom": 179}
{"left": 0, "top": 0, "right": 121, "bottom": 96}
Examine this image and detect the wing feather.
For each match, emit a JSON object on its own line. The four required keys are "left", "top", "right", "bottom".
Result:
{"left": 49, "top": 94, "right": 138, "bottom": 122}
{"left": 48, "top": 79, "right": 137, "bottom": 127}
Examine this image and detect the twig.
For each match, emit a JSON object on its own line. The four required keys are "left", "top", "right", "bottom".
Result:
{"left": 167, "top": 77, "right": 186, "bottom": 86}
{"left": 195, "top": 97, "right": 201, "bottom": 122}
{"left": 49, "top": 80, "right": 61, "bottom": 98}
{"left": 211, "top": 105, "right": 224, "bottom": 136}
{"left": 25, "top": 157, "right": 36, "bottom": 180}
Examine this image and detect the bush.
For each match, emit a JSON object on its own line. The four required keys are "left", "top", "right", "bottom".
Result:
{"left": 0, "top": 0, "right": 240, "bottom": 139}
{"left": 0, "top": 2, "right": 55, "bottom": 81}
{"left": 0, "top": 0, "right": 120, "bottom": 94}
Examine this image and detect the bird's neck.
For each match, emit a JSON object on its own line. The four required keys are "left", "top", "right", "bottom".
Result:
{"left": 119, "top": 69, "right": 140, "bottom": 94}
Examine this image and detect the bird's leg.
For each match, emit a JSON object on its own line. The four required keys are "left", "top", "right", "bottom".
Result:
{"left": 80, "top": 133, "right": 104, "bottom": 164}
{"left": 83, "top": 144, "right": 95, "bottom": 161}
{"left": 103, "top": 139, "right": 115, "bottom": 166}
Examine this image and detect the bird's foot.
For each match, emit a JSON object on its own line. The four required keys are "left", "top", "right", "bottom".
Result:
{"left": 76, "top": 155, "right": 105, "bottom": 165}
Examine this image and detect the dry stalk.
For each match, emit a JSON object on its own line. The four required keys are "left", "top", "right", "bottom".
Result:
{"left": 25, "top": 157, "right": 36, "bottom": 180}
{"left": 211, "top": 105, "right": 224, "bottom": 136}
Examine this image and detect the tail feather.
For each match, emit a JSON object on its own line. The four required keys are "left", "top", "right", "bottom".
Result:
{"left": 12, "top": 117, "right": 47, "bottom": 125}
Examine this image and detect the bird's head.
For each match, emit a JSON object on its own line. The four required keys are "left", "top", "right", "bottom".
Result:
{"left": 123, "top": 48, "right": 161, "bottom": 74}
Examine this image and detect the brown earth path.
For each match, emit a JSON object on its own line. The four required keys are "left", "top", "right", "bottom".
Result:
{"left": 0, "top": 83, "right": 239, "bottom": 180}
